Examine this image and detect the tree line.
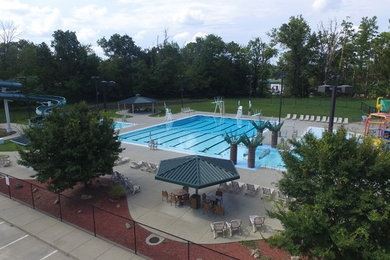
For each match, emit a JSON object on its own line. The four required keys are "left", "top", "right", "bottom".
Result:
{"left": 0, "top": 15, "right": 389, "bottom": 104}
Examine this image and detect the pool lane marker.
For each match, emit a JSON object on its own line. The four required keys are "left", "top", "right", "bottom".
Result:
{"left": 40, "top": 250, "right": 58, "bottom": 260}
{"left": 0, "top": 234, "right": 29, "bottom": 250}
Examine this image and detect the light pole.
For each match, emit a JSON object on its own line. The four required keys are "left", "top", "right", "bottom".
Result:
{"left": 100, "top": 80, "right": 116, "bottom": 111}
{"left": 246, "top": 74, "right": 253, "bottom": 116}
{"left": 178, "top": 74, "right": 184, "bottom": 109}
{"left": 278, "top": 74, "right": 285, "bottom": 124}
{"left": 91, "top": 76, "right": 100, "bottom": 109}
{"left": 328, "top": 75, "right": 339, "bottom": 132}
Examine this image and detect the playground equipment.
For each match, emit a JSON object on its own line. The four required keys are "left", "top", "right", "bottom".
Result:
{"left": 0, "top": 80, "right": 66, "bottom": 132}
{"left": 212, "top": 97, "right": 225, "bottom": 116}
{"left": 363, "top": 97, "right": 390, "bottom": 145}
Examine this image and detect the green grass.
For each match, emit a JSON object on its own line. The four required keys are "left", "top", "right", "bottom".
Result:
{"left": 151, "top": 97, "right": 376, "bottom": 123}
{"left": 0, "top": 140, "right": 26, "bottom": 152}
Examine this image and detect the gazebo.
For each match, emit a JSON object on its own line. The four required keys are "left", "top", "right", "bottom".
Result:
{"left": 156, "top": 155, "right": 239, "bottom": 193}
{"left": 118, "top": 94, "right": 157, "bottom": 113}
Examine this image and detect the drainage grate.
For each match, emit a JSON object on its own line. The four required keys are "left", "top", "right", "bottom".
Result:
{"left": 146, "top": 234, "right": 164, "bottom": 246}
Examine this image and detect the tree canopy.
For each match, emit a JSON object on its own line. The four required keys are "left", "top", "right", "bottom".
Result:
{"left": 18, "top": 102, "right": 122, "bottom": 192}
{"left": 0, "top": 15, "right": 389, "bottom": 103}
{"left": 269, "top": 127, "right": 390, "bottom": 259}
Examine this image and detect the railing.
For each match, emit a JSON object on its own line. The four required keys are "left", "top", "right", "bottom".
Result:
{"left": 361, "top": 102, "right": 376, "bottom": 115}
{"left": 0, "top": 173, "right": 240, "bottom": 260}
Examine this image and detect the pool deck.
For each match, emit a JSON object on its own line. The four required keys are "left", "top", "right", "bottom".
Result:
{"left": 0, "top": 112, "right": 365, "bottom": 257}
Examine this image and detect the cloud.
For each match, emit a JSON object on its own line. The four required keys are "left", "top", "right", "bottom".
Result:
{"left": 312, "top": 0, "right": 339, "bottom": 12}
{"left": 29, "top": 7, "right": 61, "bottom": 35}
{"left": 72, "top": 5, "right": 107, "bottom": 21}
{"left": 174, "top": 9, "right": 205, "bottom": 26}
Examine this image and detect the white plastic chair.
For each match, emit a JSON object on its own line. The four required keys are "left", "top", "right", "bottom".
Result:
{"left": 226, "top": 220, "right": 242, "bottom": 236}
{"left": 299, "top": 115, "right": 304, "bottom": 120}
{"left": 309, "top": 115, "right": 315, "bottom": 121}
{"left": 304, "top": 115, "right": 310, "bottom": 121}
{"left": 249, "top": 215, "right": 265, "bottom": 233}
{"left": 291, "top": 114, "right": 297, "bottom": 120}
{"left": 321, "top": 116, "right": 327, "bottom": 122}
{"left": 315, "top": 116, "right": 321, "bottom": 122}
{"left": 210, "top": 222, "right": 227, "bottom": 239}
{"left": 343, "top": 118, "right": 349, "bottom": 124}
{"left": 285, "top": 114, "right": 291, "bottom": 120}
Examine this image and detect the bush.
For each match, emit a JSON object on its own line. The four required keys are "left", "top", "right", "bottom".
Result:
{"left": 108, "top": 184, "right": 125, "bottom": 200}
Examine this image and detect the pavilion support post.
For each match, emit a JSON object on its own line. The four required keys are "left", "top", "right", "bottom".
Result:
{"left": 132, "top": 104, "right": 134, "bottom": 114}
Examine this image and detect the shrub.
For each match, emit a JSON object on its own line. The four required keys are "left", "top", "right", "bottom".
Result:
{"left": 108, "top": 184, "right": 125, "bottom": 200}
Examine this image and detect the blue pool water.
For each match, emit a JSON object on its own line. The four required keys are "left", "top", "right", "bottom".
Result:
{"left": 119, "top": 115, "right": 286, "bottom": 170}
{"left": 113, "top": 122, "right": 133, "bottom": 130}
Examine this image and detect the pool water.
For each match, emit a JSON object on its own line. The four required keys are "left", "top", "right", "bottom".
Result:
{"left": 119, "top": 115, "right": 286, "bottom": 170}
{"left": 113, "top": 122, "right": 133, "bottom": 130}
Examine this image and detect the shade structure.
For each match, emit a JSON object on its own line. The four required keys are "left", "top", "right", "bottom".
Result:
{"left": 118, "top": 94, "right": 157, "bottom": 113}
{"left": 155, "top": 155, "right": 240, "bottom": 190}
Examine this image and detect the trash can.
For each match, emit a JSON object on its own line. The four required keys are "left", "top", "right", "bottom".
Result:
{"left": 190, "top": 194, "right": 201, "bottom": 209}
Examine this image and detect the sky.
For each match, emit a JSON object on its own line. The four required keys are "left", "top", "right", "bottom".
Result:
{"left": 1, "top": 0, "right": 389, "bottom": 57}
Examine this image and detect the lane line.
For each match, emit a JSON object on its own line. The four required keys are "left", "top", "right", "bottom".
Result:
{"left": 0, "top": 234, "right": 29, "bottom": 250}
{"left": 40, "top": 250, "right": 58, "bottom": 260}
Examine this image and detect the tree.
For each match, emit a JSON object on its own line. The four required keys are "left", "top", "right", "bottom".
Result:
{"left": 275, "top": 15, "right": 317, "bottom": 97}
{"left": 240, "top": 134, "right": 264, "bottom": 168}
{"left": 246, "top": 37, "right": 277, "bottom": 97}
{"left": 18, "top": 102, "right": 122, "bottom": 192}
{"left": 0, "top": 20, "right": 19, "bottom": 71}
{"left": 251, "top": 120, "right": 268, "bottom": 137}
{"left": 268, "top": 127, "right": 390, "bottom": 259}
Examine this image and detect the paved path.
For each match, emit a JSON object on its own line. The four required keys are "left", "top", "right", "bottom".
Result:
{"left": 0, "top": 195, "right": 146, "bottom": 260}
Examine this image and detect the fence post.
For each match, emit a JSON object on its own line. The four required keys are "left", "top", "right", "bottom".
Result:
{"left": 7, "top": 175, "right": 11, "bottom": 198}
{"left": 133, "top": 220, "right": 137, "bottom": 254}
{"left": 30, "top": 183, "right": 35, "bottom": 209}
{"left": 92, "top": 206, "right": 96, "bottom": 237}
{"left": 187, "top": 241, "right": 190, "bottom": 260}
{"left": 58, "top": 193, "right": 62, "bottom": 221}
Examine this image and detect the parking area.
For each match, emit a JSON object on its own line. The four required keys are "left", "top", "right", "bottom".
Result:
{"left": 0, "top": 220, "right": 75, "bottom": 260}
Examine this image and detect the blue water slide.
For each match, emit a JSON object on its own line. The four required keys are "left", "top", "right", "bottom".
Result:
{"left": 0, "top": 80, "right": 66, "bottom": 115}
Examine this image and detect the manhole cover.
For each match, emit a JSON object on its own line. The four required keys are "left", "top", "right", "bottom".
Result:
{"left": 146, "top": 234, "right": 164, "bottom": 245}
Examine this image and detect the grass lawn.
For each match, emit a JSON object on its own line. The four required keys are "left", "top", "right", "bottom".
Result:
{"left": 154, "top": 97, "right": 376, "bottom": 123}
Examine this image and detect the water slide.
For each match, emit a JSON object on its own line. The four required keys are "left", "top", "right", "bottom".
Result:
{"left": 0, "top": 80, "right": 66, "bottom": 132}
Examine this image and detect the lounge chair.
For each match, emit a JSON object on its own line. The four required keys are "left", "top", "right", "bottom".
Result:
{"left": 231, "top": 181, "right": 242, "bottom": 193}
{"left": 226, "top": 219, "right": 242, "bottom": 236}
{"left": 260, "top": 187, "right": 273, "bottom": 199}
{"left": 337, "top": 117, "right": 343, "bottom": 124}
{"left": 249, "top": 215, "right": 265, "bottom": 233}
{"left": 309, "top": 115, "right": 315, "bottom": 121}
{"left": 304, "top": 115, "right": 310, "bottom": 121}
{"left": 291, "top": 114, "right": 297, "bottom": 120}
{"left": 315, "top": 116, "right": 321, "bottom": 122}
{"left": 285, "top": 114, "right": 291, "bottom": 120}
{"left": 210, "top": 221, "right": 227, "bottom": 239}
{"left": 276, "top": 190, "right": 288, "bottom": 202}
{"left": 343, "top": 118, "right": 349, "bottom": 124}
{"left": 333, "top": 117, "right": 338, "bottom": 124}
{"left": 244, "top": 184, "right": 259, "bottom": 196}
{"left": 126, "top": 181, "right": 141, "bottom": 195}
{"left": 299, "top": 115, "right": 304, "bottom": 121}
{"left": 218, "top": 182, "right": 230, "bottom": 192}
{"left": 321, "top": 116, "right": 327, "bottom": 122}
{"left": 114, "top": 156, "right": 130, "bottom": 166}
{"left": 129, "top": 161, "right": 143, "bottom": 169}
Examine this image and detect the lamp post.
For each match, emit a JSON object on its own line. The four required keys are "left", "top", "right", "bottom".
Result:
{"left": 100, "top": 80, "right": 116, "bottom": 111}
{"left": 178, "top": 74, "right": 184, "bottom": 109}
{"left": 246, "top": 74, "right": 253, "bottom": 116}
{"left": 278, "top": 74, "right": 285, "bottom": 124}
{"left": 91, "top": 76, "right": 100, "bottom": 109}
{"left": 328, "top": 74, "right": 340, "bottom": 132}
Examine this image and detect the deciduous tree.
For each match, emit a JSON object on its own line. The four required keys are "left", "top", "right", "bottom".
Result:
{"left": 18, "top": 102, "right": 122, "bottom": 192}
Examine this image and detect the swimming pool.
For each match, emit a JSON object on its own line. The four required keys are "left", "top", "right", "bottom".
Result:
{"left": 113, "top": 122, "right": 133, "bottom": 130}
{"left": 119, "top": 115, "right": 286, "bottom": 170}
{"left": 302, "top": 127, "right": 362, "bottom": 139}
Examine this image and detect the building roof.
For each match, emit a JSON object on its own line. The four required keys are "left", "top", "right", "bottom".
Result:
{"left": 118, "top": 94, "right": 157, "bottom": 104}
{"left": 155, "top": 155, "right": 240, "bottom": 189}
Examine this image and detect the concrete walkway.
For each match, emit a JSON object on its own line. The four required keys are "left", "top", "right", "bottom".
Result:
{"left": 0, "top": 195, "right": 146, "bottom": 260}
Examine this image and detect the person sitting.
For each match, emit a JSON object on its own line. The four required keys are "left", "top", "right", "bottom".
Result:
{"left": 148, "top": 140, "right": 158, "bottom": 150}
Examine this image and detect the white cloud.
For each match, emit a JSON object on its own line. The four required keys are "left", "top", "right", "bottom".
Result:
{"left": 173, "top": 32, "right": 190, "bottom": 41}
{"left": 174, "top": 9, "right": 205, "bottom": 26}
{"left": 29, "top": 7, "right": 61, "bottom": 35}
{"left": 72, "top": 5, "right": 107, "bottom": 21}
{"left": 312, "top": 0, "right": 339, "bottom": 12}
{"left": 134, "top": 30, "right": 146, "bottom": 40}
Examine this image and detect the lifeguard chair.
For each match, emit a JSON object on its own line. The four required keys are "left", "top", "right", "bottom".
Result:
{"left": 212, "top": 97, "right": 225, "bottom": 116}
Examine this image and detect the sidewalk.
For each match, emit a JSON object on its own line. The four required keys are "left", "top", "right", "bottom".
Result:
{"left": 0, "top": 195, "right": 146, "bottom": 260}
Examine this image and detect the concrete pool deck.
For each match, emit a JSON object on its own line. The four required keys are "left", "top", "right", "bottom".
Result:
{"left": 0, "top": 112, "right": 366, "bottom": 257}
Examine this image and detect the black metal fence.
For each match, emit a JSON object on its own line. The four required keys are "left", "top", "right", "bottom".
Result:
{"left": 0, "top": 173, "right": 240, "bottom": 260}
{"left": 361, "top": 102, "right": 376, "bottom": 115}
